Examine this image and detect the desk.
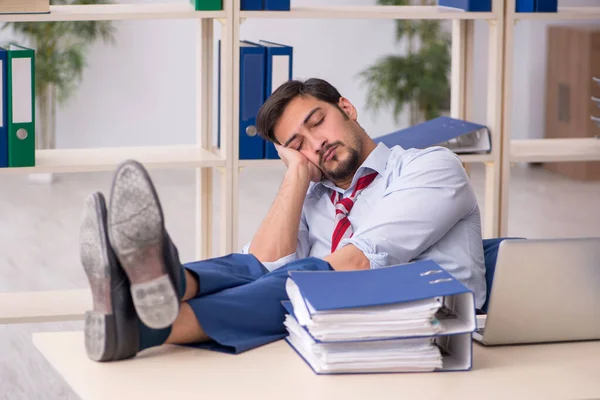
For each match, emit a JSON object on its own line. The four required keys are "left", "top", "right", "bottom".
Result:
{"left": 33, "top": 331, "right": 600, "bottom": 400}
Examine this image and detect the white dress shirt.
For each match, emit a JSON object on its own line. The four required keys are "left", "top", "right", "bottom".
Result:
{"left": 242, "top": 142, "right": 487, "bottom": 309}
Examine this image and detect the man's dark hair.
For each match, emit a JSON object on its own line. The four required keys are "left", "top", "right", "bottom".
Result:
{"left": 256, "top": 78, "right": 344, "bottom": 145}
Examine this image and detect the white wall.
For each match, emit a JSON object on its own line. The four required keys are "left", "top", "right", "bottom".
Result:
{"left": 1, "top": 0, "right": 594, "bottom": 148}
{"left": 27, "top": 0, "right": 405, "bottom": 149}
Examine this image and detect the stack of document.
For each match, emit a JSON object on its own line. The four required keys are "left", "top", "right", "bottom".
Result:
{"left": 374, "top": 116, "right": 492, "bottom": 154}
{"left": 282, "top": 260, "right": 477, "bottom": 374}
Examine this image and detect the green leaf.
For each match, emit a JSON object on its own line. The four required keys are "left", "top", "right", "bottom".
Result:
{"left": 359, "top": 0, "right": 451, "bottom": 125}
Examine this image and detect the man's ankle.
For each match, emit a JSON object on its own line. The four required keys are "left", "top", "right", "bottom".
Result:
{"left": 182, "top": 268, "right": 199, "bottom": 301}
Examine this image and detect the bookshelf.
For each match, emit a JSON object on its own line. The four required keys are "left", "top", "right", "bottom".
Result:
{"left": 499, "top": 0, "right": 600, "bottom": 236}
{"left": 0, "top": 3, "right": 225, "bottom": 21}
{"left": 0, "top": 0, "right": 502, "bottom": 324}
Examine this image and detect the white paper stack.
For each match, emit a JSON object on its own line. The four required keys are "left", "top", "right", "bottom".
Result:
{"left": 282, "top": 261, "right": 477, "bottom": 374}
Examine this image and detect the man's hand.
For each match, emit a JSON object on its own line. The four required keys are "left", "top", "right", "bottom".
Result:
{"left": 276, "top": 144, "right": 322, "bottom": 183}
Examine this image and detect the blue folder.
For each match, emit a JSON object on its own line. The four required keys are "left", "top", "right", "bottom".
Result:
{"left": 283, "top": 260, "right": 475, "bottom": 373}
{"left": 535, "top": 0, "right": 557, "bottom": 12}
{"left": 241, "top": 0, "right": 262, "bottom": 10}
{"left": 437, "top": 0, "right": 491, "bottom": 11}
{"left": 373, "top": 116, "right": 491, "bottom": 154}
{"left": 0, "top": 47, "right": 7, "bottom": 168}
{"left": 264, "top": 0, "right": 290, "bottom": 11}
{"left": 288, "top": 260, "right": 474, "bottom": 314}
{"left": 239, "top": 41, "right": 266, "bottom": 159}
{"left": 259, "top": 40, "right": 293, "bottom": 159}
{"left": 515, "top": 0, "right": 535, "bottom": 12}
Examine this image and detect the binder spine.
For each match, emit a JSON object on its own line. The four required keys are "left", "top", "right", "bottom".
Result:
{"left": 0, "top": 48, "right": 7, "bottom": 168}
{"left": 7, "top": 45, "right": 35, "bottom": 168}
{"left": 264, "top": 0, "right": 290, "bottom": 11}
{"left": 264, "top": 44, "right": 293, "bottom": 159}
{"left": 239, "top": 43, "right": 266, "bottom": 159}
{"left": 190, "top": 0, "right": 222, "bottom": 10}
{"left": 241, "top": 0, "right": 263, "bottom": 10}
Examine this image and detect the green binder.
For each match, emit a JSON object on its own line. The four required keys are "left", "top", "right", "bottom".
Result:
{"left": 7, "top": 43, "right": 35, "bottom": 168}
{"left": 190, "top": 0, "right": 222, "bottom": 10}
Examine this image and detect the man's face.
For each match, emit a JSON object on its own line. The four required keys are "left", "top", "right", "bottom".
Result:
{"left": 273, "top": 95, "right": 363, "bottom": 182}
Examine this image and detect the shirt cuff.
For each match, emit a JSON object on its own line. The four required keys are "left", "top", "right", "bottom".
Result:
{"left": 339, "top": 237, "right": 389, "bottom": 269}
{"left": 240, "top": 241, "right": 299, "bottom": 272}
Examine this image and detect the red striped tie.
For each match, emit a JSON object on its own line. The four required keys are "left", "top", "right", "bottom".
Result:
{"left": 330, "top": 171, "right": 378, "bottom": 253}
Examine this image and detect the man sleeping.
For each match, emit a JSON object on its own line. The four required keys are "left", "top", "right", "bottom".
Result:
{"left": 79, "top": 77, "right": 486, "bottom": 361}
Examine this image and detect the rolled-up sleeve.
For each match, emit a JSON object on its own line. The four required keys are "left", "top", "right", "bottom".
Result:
{"left": 339, "top": 148, "right": 477, "bottom": 269}
{"left": 241, "top": 211, "right": 311, "bottom": 272}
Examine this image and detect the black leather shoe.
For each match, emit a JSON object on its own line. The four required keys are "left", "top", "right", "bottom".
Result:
{"left": 107, "top": 160, "right": 184, "bottom": 330}
{"left": 80, "top": 192, "right": 139, "bottom": 362}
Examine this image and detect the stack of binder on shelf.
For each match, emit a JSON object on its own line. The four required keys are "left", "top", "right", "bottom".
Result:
{"left": 0, "top": 0, "right": 49, "bottom": 14}
{"left": 241, "top": 0, "right": 290, "bottom": 11}
{"left": 374, "top": 116, "right": 491, "bottom": 154}
{"left": 514, "top": 0, "right": 557, "bottom": 12}
{"left": 217, "top": 39, "right": 293, "bottom": 160}
{"left": 282, "top": 260, "right": 476, "bottom": 374}
{"left": 437, "top": 0, "right": 491, "bottom": 12}
{"left": 0, "top": 44, "right": 36, "bottom": 169}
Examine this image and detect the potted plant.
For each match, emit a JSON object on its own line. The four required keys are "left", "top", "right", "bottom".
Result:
{"left": 359, "top": 0, "right": 451, "bottom": 126}
{"left": 2, "top": 0, "right": 116, "bottom": 181}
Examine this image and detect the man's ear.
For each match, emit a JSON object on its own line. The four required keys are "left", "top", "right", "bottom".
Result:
{"left": 338, "top": 97, "right": 357, "bottom": 120}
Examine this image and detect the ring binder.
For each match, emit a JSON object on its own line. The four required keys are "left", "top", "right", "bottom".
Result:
{"left": 283, "top": 260, "right": 476, "bottom": 374}
{"left": 429, "top": 278, "right": 454, "bottom": 284}
{"left": 420, "top": 270, "right": 443, "bottom": 276}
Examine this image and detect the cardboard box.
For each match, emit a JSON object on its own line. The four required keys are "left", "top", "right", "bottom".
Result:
{"left": 0, "top": 0, "right": 50, "bottom": 14}
{"left": 544, "top": 25, "right": 600, "bottom": 180}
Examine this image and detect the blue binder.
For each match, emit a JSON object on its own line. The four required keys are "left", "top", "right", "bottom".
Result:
{"left": 239, "top": 41, "right": 266, "bottom": 159}
{"left": 288, "top": 260, "right": 474, "bottom": 316}
{"left": 0, "top": 47, "right": 7, "bottom": 168}
{"left": 241, "top": 0, "right": 262, "bottom": 10}
{"left": 282, "top": 260, "right": 476, "bottom": 373}
{"left": 264, "top": 0, "right": 290, "bottom": 10}
{"left": 259, "top": 40, "right": 293, "bottom": 159}
{"left": 437, "top": 0, "right": 491, "bottom": 11}
{"left": 515, "top": 0, "right": 535, "bottom": 12}
{"left": 535, "top": 0, "right": 557, "bottom": 12}
{"left": 373, "top": 116, "right": 492, "bottom": 154}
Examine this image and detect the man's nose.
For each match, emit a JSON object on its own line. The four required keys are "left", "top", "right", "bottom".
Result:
{"left": 311, "top": 138, "right": 327, "bottom": 154}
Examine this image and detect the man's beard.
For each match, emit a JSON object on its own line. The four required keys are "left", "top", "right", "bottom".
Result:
{"left": 320, "top": 141, "right": 361, "bottom": 182}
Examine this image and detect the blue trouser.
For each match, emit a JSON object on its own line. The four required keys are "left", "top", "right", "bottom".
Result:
{"left": 182, "top": 253, "right": 333, "bottom": 354}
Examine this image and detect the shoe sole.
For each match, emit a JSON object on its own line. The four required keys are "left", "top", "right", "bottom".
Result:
{"left": 108, "top": 161, "right": 179, "bottom": 329}
{"left": 80, "top": 193, "right": 117, "bottom": 362}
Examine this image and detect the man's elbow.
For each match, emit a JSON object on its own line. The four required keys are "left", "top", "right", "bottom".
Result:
{"left": 325, "top": 245, "right": 370, "bottom": 271}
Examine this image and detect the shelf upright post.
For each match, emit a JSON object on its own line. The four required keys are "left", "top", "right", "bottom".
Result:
{"left": 480, "top": 0, "right": 506, "bottom": 239}
{"left": 196, "top": 16, "right": 215, "bottom": 261}
{"left": 217, "top": 0, "right": 237, "bottom": 256}
{"left": 498, "top": 0, "right": 516, "bottom": 237}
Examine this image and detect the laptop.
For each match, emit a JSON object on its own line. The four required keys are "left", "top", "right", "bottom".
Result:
{"left": 473, "top": 237, "right": 600, "bottom": 346}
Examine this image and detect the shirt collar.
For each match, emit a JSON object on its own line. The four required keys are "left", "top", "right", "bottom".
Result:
{"left": 308, "top": 142, "right": 391, "bottom": 198}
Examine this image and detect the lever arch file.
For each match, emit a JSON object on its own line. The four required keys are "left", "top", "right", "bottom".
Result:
{"left": 7, "top": 44, "right": 35, "bottom": 168}
{"left": 282, "top": 260, "right": 476, "bottom": 374}
{"left": 259, "top": 40, "right": 293, "bottom": 159}
{"left": 239, "top": 41, "right": 266, "bottom": 159}
{"left": 0, "top": 47, "right": 7, "bottom": 168}
{"left": 374, "top": 116, "right": 491, "bottom": 154}
{"left": 189, "top": 0, "right": 222, "bottom": 10}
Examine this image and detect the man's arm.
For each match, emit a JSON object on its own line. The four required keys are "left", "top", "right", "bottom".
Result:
{"left": 329, "top": 148, "right": 478, "bottom": 270}
{"left": 248, "top": 145, "right": 320, "bottom": 263}
{"left": 324, "top": 244, "right": 369, "bottom": 271}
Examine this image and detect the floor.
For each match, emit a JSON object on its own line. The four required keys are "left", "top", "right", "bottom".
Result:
{"left": 1, "top": 162, "right": 599, "bottom": 399}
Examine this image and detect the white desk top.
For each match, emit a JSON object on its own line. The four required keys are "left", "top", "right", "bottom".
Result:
{"left": 33, "top": 331, "right": 600, "bottom": 400}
